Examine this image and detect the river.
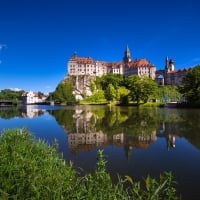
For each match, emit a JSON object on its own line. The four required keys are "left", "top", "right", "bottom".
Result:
{"left": 0, "top": 105, "right": 200, "bottom": 199}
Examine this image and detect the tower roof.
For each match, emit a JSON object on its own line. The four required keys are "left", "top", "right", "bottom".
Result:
{"left": 123, "top": 44, "right": 131, "bottom": 63}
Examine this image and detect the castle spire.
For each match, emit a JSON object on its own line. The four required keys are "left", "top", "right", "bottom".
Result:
{"left": 123, "top": 44, "right": 131, "bottom": 63}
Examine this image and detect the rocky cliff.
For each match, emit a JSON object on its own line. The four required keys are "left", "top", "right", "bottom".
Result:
{"left": 64, "top": 75, "right": 95, "bottom": 100}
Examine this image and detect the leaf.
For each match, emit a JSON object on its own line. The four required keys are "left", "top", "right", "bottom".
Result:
{"left": 124, "top": 175, "right": 134, "bottom": 185}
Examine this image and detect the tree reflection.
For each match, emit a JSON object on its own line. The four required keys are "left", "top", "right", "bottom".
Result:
{"left": 2, "top": 105, "right": 200, "bottom": 154}
{"left": 50, "top": 106, "right": 163, "bottom": 154}
{"left": 0, "top": 105, "right": 45, "bottom": 119}
{"left": 0, "top": 107, "right": 23, "bottom": 119}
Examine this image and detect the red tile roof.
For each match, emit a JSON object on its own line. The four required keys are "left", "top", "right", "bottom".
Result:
{"left": 128, "top": 59, "right": 153, "bottom": 68}
{"left": 73, "top": 57, "right": 95, "bottom": 64}
{"left": 107, "top": 61, "right": 122, "bottom": 68}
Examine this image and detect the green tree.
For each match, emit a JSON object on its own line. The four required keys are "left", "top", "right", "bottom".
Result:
{"left": 142, "top": 76, "right": 158, "bottom": 103}
{"left": 84, "top": 90, "right": 106, "bottom": 103}
{"left": 96, "top": 74, "right": 124, "bottom": 90}
{"left": 126, "top": 75, "right": 141, "bottom": 104}
{"left": 126, "top": 75, "right": 158, "bottom": 105}
{"left": 105, "top": 83, "right": 116, "bottom": 101}
{"left": 0, "top": 89, "right": 24, "bottom": 102}
{"left": 51, "top": 80, "right": 76, "bottom": 104}
{"left": 178, "top": 65, "right": 200, "bottom": 103}
{"left": 116, "top": 86, "right": 130, "bottom": 104}
{"left": 158, "top": 86, "right": 181, "bottom": 103}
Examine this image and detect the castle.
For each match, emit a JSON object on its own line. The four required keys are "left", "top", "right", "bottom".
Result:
{"left": 67, "top": 45, "right": 156, "bottom": 79}
{"left": 155, "top": 56, "right": 191, "bottom": 85}
{"left": 67, "top": 45, "right": 191, "bottom": 99}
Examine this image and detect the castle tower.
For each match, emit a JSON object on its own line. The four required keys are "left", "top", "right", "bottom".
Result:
{"left": 165, "top": 56, "right": 174, "bottom": 72}
{"left": 123, "top": 44, "right": 131, "bottom": 63}
{"left": 168, "top": 59, "right": 174, "bottom": 71}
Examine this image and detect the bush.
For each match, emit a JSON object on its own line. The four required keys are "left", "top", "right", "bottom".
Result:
{"left": 0, "top": 128, "right": 180, "bottom": 199}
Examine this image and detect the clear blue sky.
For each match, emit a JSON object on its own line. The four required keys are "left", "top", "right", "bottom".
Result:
{"left": 0, "top": 0, "right": 200, "bottom": 94}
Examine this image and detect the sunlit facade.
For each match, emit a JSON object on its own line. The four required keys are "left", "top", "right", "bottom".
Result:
{"left": 67, "top": 45, "right": 156, "bottom": 79}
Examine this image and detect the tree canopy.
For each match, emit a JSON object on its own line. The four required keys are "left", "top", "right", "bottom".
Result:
{"left": 126, "top": 75, "right": 158, "bottom": 105}
{"left": 50, "top": 80, "right": 76, "bottom": 104}
{"left": 95, "top": 74, "right": 124, "bottom": 90}
{"left": 0, "top": 89, "right": 24, "bottom": 101}
{"left": 178, "top": 65, "right": 200, "bottom": 103}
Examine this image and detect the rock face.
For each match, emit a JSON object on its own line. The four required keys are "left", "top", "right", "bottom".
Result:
{"left": 66, "top": 75, "right": 95, "bottom": 100}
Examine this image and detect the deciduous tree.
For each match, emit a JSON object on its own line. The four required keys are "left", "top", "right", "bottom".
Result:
{"left": 178, "top": 65, "right": 200, "bottom": 103}
{"left": 51, "top": 80, "right": 76, "bottom": 104}
{"left": 126, "top": 75, "right": 158, "bottom": 105}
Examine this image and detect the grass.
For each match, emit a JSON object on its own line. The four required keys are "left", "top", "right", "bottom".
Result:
{"left": 0, "top": 128, "right": 180, "bottom": 199}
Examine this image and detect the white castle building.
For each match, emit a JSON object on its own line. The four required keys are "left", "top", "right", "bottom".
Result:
{"left": 67, "top": 45, "right": 156, "bottom": 79}
{"left": 67, "top": 46, "right": 156, "bottom": 100}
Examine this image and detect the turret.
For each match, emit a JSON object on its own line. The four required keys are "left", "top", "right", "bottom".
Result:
{"left": 165, "top": 56, "right": 174, "bottom": 72}
{"left": 123, "top": 44, "right": 131, "bottom": 63}
{"left": 168, "top": 59, "right": 174, "bottom": 71}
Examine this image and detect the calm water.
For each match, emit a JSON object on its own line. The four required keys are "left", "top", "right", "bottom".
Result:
{"left": 1, "top": 105, "right": 200, "bottom": 199}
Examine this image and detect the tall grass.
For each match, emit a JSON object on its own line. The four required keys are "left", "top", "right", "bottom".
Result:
{"left": 0, "top": 128, "right": 75, "bottom": 199}
{"left": 0, "top": 128, "right": 180, "bottom": 199}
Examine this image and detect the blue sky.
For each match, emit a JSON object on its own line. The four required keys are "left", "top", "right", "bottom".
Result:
{"left": 0, "top": 0, "right": 200, "bottom": 94}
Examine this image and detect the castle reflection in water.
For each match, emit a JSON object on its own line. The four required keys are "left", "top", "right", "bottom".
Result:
{"left": 19, "top": 106, "right": 177, "bottom": 155}
{"left": 67, "top": 108, "right": 176, "bottom": 155}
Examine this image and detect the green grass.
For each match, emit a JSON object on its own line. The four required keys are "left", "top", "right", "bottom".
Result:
{"left": 0, "top": 128, "right": 75, "bottom": 199}
{"left": 0, "top": 128, "right": 180, "bottom": 199}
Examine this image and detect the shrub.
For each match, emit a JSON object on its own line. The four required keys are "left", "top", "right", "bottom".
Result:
{"left": 0, "top": 128, "right": 180, "bottom": 199}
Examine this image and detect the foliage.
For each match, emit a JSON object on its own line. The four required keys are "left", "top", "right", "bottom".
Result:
{"left": 126, "top": 75, "right": 158, "bottom": 105}
{"left": 105, "top": 83, "right": 116, "bottom": 101}
{"left": 0, "top": 128, "right": 76, "bottom": 199}
{"left": 125, "top": 172, "right": 178, "bottom": 200}
{"left": 95, "top": 74, "right": 124, "bottom": 90}
{"left": 178, "top": 65, "right": 200, "bottom": 103}
{"left": 70, "top": 149, "right": 179, "bottom": 200}
{"left": 116, "top": 86, "right": 130, "bottom": 102}
{"left": 81, "top": 90, "right": 107, "bottom": 104}
{"left": 67, "top": 73, "right": 182, "bottom": 105}
{"left": 0, "top": 129, "right": 179, "bottom": 200}
{"left": 50, "top": 80, "right": 76, "bottom": 104}
{"left": 0, "top": 89, "right": 24, "bottom": 101}
{"left": 90, "top": 80, "right": 96, "bottom": 93}
{"left": 158, "top": 86, "right": 181, "bottom": 103}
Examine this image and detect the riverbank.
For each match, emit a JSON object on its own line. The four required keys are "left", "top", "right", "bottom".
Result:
{"left": 0, "top": 128, "right": 179, "bottom": 199}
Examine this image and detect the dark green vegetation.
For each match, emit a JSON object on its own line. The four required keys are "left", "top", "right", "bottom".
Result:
{"left": 48, "top": 79, "right": 76, "bottom": 105}
{"left": 0, "top": 89, "right": 24, "bottom": 104}
{"left": 0, "top": 128, "right": 179, "bottom": 199}
{"left": 178, "top": 65, "right": 200, "bottom": 107}
{"left": 82, "top": 74, "right": 181, "bottom": 106}
{"left": 48, "top": 74, "right": 182, "bottom": 106}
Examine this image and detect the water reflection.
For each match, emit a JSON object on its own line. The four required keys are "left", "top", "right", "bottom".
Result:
{"left": 1, "top": 105, "right": 200, "bottom": 152}
{"left": 0, "top": 105, "right": 46, "bottom": 119}
{"left": 1, "top": 105, "right": 200, "bottom": 199}
{"left": 22, "top": 106, "right": 46, "bottom": 118}
{"left": 50, "top": 106, "right": 191, "bottom": 154}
